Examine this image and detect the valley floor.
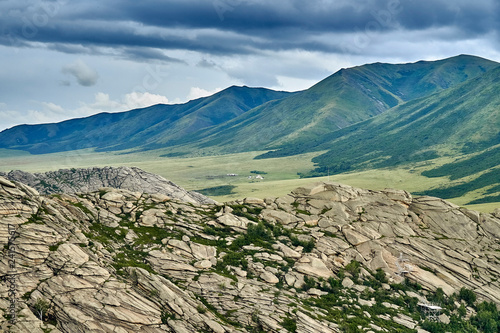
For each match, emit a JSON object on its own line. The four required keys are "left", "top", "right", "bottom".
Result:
{"left": 0, "top": 148, "right": 498, "bottom": 213}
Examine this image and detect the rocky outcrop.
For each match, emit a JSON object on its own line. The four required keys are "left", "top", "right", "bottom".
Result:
{"left": 1, "top": 178, "right": 499, "bottom": 332}
{"left": 0, "top": 167, "right": 214, "bottom": 205}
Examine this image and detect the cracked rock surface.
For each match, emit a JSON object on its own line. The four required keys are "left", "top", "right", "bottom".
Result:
{"left": 0, "top": 176, "right": 499, "bottom": 332}
{"left": 0, "top": 166, "right": 214, "bottom": 205}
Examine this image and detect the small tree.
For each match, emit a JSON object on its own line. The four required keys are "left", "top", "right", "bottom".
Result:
{"left": 33, "top": 297, "right": 50, "bottom": 321}
{"left": 458, "top": 287, "right": 476, "bottom": 307}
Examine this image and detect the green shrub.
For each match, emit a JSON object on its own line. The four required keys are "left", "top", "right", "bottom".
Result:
{"left": 230, "top": 221, "right": 275, "bottom": 250}
{"left": 301, "top": 276, "right": 317, "bottom": 291}
{"left": 374, "top": 268, "right": 388, "bottom": 283}
{"left": 280, "top": 317, "right": 297, "bottom": 332}
{"left": 458, "top": 287, "right": 476, "bottom": 307}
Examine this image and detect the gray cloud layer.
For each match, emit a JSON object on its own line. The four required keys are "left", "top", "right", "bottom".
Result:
{"left": 1, "top": 0, "right": 498, "bottom": 61}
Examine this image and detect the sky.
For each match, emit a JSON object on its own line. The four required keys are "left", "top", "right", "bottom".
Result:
{"left": 0, "top": 0, "right": 499, "bottom": 131}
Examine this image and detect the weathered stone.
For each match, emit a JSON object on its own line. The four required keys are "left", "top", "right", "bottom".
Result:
{"left": 439, "top": 313, "right": 450, "bottom": 324}
{"left": 168, "top": 239, "right": 192, "bottom": 256}
{"left": 0, "top": 176, "right": 16, "bottom": 188}
{"left": 342, "top": 277, "right": 354, "bottom": 288}
{"left": 308, "top": 288, "right": 328, "bottom": 296}
{"left": 260, "top": 271, "right": 279, "bottom": 284}
{"left": 243, "top": 197, "right": 265, "bottom": 206}
{"left": 410, "top": 197, "right": 478, "bottom": 240}
{"left": 194, "top": 260, "right": 212, "bottom": 269}
{"left": 261, "top": 209, "right": 299, "bottom": 225}
{"left": 275, "top": 242, "right": 301, "bottom": 259}
{"left": 46, "top": 243, "right": 89, "bottom": 273}
{"left": 150, "top": 193, "right": 170, "bottom": 203}
{"left": 1, "top": 176, "right": 500, "bottom": 332}
{"left": 393, "top": 314, "right": 416, "bottom": 329}
{"left": 359, "top": 299, "right": 376, "bottom": 307}
{"left": 1, "top": 167, "right": 214, "bottom": 204}
{"left": 101, "top": 191, "right": 125, "bottom": 203}
{"left": 318, "top": 217, "right": 336, "bottom": 229}
{"left": 296, "top": 310, "right": 340, "bottom": 333}
{"left": 217, "top": 213, "right": 252, "bottom": 231}
{"left": 343, "top": 228, "right": 370, "bottom": 246}
{"left": 295, "top": 256, "right": 333, "bottom": 278}
{"left": 204, "top": 319, "right": 225, "bottom": 333}
{"left": 190, "top": 242, "right": 217, "bottom": 260}
{"left": 285, "top": 273, "right": 297, "bottom": 286}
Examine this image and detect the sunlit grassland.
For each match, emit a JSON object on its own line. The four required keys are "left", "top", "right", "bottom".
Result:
{"left": 0, "top": 148, "right": 321, "bottom": 191}
{"left": 0, "top": 148, "right": 498, "bottom": 213}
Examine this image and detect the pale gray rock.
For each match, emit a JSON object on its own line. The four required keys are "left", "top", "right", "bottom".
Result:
{"left": 439, "top": 313, "right": 450, "bottom": 324}
{"left": 410, "top": 196, "right": 478, "bottom": 240}
{"left": 260, "top": 271, "right": 279, "bottom": 284}
{"left": 0, "top": 176, "right": 16, "bottom": 188}
{"left": 393, "top": 314, "right": 417, "bottom": 329}
{"left": 343, "top": 227, "right": 370, "bottom": 246}
{"left": 1, "top": 167, "right": 214, "bottom": 204}
{"left": 296, "top": 310, "right": 340, "bottom": 333}
{"left": 274, "top": 242, "right": 302, "bottom": 259}
{"left": 262, "top": 208, "right": 299, "bottom": 225}
{"left": 1, "top": 177, "right": 500, "bottom": 332}
{"left": 342, "top": 277, "right": 355, "bottom": 288}
{"left": 194, "top": 260, "right": 212, "bottom": 269}
{"left": 295, "top": 256, "right": 333, "bottom": 279}
{"left": 216, "top": 213, "right": 252, "bottom": 231}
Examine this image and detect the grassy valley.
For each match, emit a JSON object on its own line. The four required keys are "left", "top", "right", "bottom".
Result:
{"left": 1, "top": 147, "right": 498, "bottom": 213}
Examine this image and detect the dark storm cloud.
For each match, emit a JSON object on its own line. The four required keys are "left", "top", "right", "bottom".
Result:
{"left": 120, "top": 47, "right": 186, "bottom": 63}
{"left": 119, "top": 0, "right": 373, "bottom": 33}
{"left": 0, "top": 0, "right": 497, "bottom": 59}
{"left": 397, "top": 0, "right": 497, "bottom": 35}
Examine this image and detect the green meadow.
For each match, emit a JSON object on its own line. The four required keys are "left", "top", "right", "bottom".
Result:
{"left": 1, "top": 148, "right": 497, "bottom": 213}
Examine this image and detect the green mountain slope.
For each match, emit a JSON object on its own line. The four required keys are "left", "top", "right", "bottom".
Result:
{"left": 422, "top": 145, "right": 500, "bottom": 181}
{"left": 303, "top": 65, "right": 500, "bottom": 182}
{"left": 190, "top": 55, "right": 498, "bottom": 154}
{"left": 1, "top": 55, "right": 495, "bottom": 156}
{"left": 414, "top": 145, "right": 500, "bottom": 202}
{"left": 0, "top": 86, "right": 292, "bottom": 154}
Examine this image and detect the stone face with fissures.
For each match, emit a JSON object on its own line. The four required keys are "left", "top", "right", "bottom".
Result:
{"left": 1, "top": 177, "right": 500, "bottom": 332}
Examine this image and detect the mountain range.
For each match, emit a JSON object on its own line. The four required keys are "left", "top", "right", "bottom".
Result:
{"left": 1, "top": 54, "right": 499, "bottom": 202}
{"left": 0, "top": 87, "right": 292, "bottom": 154}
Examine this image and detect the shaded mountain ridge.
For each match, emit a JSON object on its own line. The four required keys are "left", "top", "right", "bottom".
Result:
{"left": 0, "top": 86, "right": 292, "bottom": 154}
{"left": 178, "top": 54, "right": 499, "bottom": 154}
{"left": 0, "top": 55, "right": 497, "bottom": 156}
{"left": 291, "top": 63, "right": 500, "bottom": 202}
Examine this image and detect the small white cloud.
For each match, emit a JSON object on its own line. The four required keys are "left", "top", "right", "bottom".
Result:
{"left": 187, "top": 87, "right": 222, "bottom": 101}
{"left": 73, "top": 91, "right": 171, "bottom": 117}
{"left": 90, "top": 92, "right": 123, "bottom": 110}
{"left": 0, "top": 109, "right": 27, "bottom": 130}
{"left": 27, "top": 109, "right": 56, "bottom": 124}
{"left": 62, "top": 59, "right": 99, "bottom": 87}
{"left": 41, "top": 102, "right": 65, "bottom": 114}
{"left": 1, "top": 91, "right": 172, "bottom": 131}
{"left": 123, "top": 92, "right": 170, "bottom": 109}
